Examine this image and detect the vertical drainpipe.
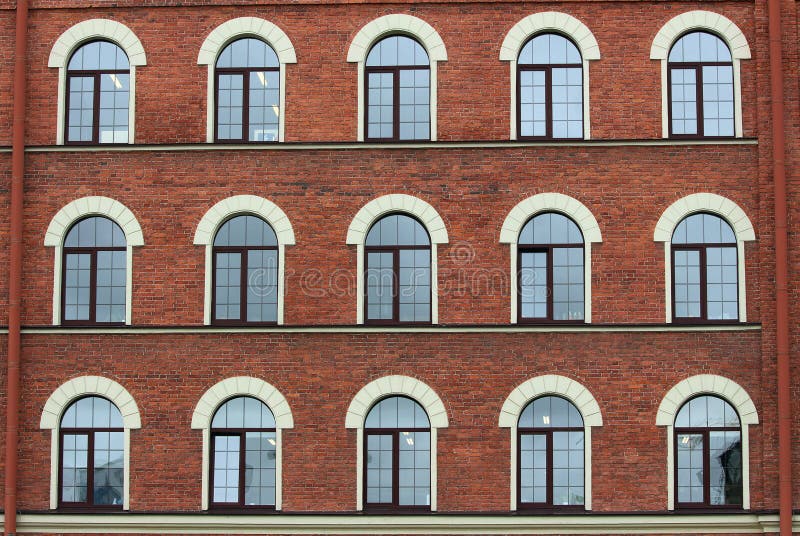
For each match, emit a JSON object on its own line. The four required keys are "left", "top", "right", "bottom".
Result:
{"left": 767, "top": 0, "right": 793, "bottom": 533}
{"left": 6, "top": 0, "right": 28, "bottom": 532}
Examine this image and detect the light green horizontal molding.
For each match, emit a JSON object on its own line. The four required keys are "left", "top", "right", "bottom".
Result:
{"left": 9, "top": 513, "right": 799, "bottom": 534}
{"left": 11, "top": 138, "right": 759, "bottom": 154}
{"left": 16, "top": 324, "right": 762, "bottom": 335}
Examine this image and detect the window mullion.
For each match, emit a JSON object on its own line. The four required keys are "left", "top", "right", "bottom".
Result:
{"left": 695, "top": 66, "right": 704, "bottom": 137}
{"left": 699, "top": 247, "right": 708, "bottom": 320}
{"left": 546, "top": 431, "right": 553, "bottom": 506}
{"left": 87, "top": 431, "right": 95, "bottom": 506}
{"left": 393, "top": 249, "right": 400, "bottom": 322}
{"left": 240, "top": 249, "right": 248, "bottom": 323}
{"left": 392, "top": 431, "right": 400, "bottom": 507}
{"left": 393, "top": 69, "right": 401, "bottom": 141}
{"left": 89, "top": 250, "right": 98, "bottom": 324}
{"left": 545, "top": 68, "right": 553, "bottom": 140}
{"left": 239, "top": 431, "right": 247, "bottom": 507}
{"left": 547, "top": 247, "right": 554, "bottom": 321}
{"left": 92, "top": 74, "right": 101, "bottom": 144}
{"left": 242, "top": 72, "right": 250, "bottom": 142}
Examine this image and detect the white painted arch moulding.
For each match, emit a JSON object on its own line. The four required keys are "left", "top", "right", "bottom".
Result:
{"left": 44, "top": 196, "right": 145, "bottom": 247}
{"left": 193, "top": 195, "right": 296, "bottom": 246}
{"left": 191, "top": 376, "right": 294, "bottom": 429}
{"left": 655, "top": 374, "right": 758, "bottom": 426}
{"left": 197, "top": 17, "right": 297, "bottom": 65}
{"left": 346, "top": 194, "right": 448, "bottom": 245}
{"left": 652, "top": 193, "right": 755, "bottom": 243}
{"left": 498, "top": 374, "right": 603, "bottom": 428}
{"left": 499, "top": 192, "right": 602, "bottom": 244}
{"left": 346, "top": 14, "right": 448, "bottom": 63}
{"left": 40, "top": 376, "right": 141, "bottom": 430}
{"left": 48, "top": 19, "right": 147, "bottom": 68}
{"left": 345, "top": 375, "right": 449, "bottom": 429}
{"left": 499, "top": 12, "right": 601, "bottom": 61}
{"left": 649, "top": 10, "right": 751, "bottom": 61}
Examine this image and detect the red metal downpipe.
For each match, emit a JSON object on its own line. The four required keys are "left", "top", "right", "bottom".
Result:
{"left": 6, "top": 0, "right": 28, "bottom": 532}
{"left": 766, "top": 0, "right": 793, "bottom": 532}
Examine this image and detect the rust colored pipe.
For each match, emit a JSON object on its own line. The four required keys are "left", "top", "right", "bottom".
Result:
{"left": 766, "top": 0, "right": 793, "bottom": 532}
{"left": 6, "top": 0, "right": 28, "bottom": 532}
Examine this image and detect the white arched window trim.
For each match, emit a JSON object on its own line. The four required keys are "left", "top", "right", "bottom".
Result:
{"left": 345, "top": 375, "right": 448, "bottom": 511}
{"left": 191, "top": 376, "right": 294, "bottom": 510}
{"left": 44, "top": 196, "right": 145, "bottom": 325}
{"left": 499, "top": 374, "right": 602, "bottom": 511}
{"left": 346, "top": 14, "right": 448, "bottom": 141}
{"left": 40, "top": 376, "right": 141, "bottom": 510}
{"left": 197, "top": 17, "right": 297, "bottom": 143}
{"left": 653, "top": 193, "right": 755, "bottom": 322}
{"left": 499, "top": 12, "right": 601, "bottom": 140}
{"left": 500, "top": 193, "right": 602, "bottom": 323}
{"left": 193, "top": 195, "right": 296, "bottom": 325}
{"left": 346, "top": 194, "right": 448, "bottom": 324}
{"left": 656, "top": 374, "right": 758, "bottom": 510}
{"left": 650, "top": 10, "right": 751, "bottom": 138}
{"left": 49, "top": 19, "right": 147, "bottom": 145}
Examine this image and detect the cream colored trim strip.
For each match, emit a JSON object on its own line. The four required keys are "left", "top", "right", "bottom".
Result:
{"left": 17, "top": 139, "right": 758, "bottom": 153}
{"left": 17, "top": 324, "right": 761, "bottom": 335}
{"left": 11, "top": 513, "right": 799, "bottom": 534}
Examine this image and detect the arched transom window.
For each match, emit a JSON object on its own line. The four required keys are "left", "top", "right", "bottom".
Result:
{"left": 62, "top": 216, "right": 127, "bottom": 325}
{"left": 518, "top": 212, "right": 584, "bottom": 323}
{"left": 365, "top": 36, "right": 430, "bottom": 141}
{"left": 60, "top": 396, "right": 124, "bottom": 508}
{"left": 518, "top": 34, "right": 583, "bottom": 139}
{"left": 365, "top": 396, "right": 431, "bottom": 510}
{"left": 674, "top": 395, "right": 742, "bottom": 507}
{"left": 213, "top": 215, "right": 278, "bottom": 324}
{"left": 365, "top": 214, "right": 431, "bottom": 324}
{"left": 215, "top": 38, "right": 280, "bottom": 142}
{"left": 66, "top": 41, "right": 130, "bottom": 144}
{"left": 210, "top": 396, "right": 277, "bottom": 508}
{"left": 518, "top": 396, "right": 584, "bottom": 509}
{"left": 668, "top": 32, "right": 734, "bottom": 138}
{"left": 671, "top": 213, "right": 737, "bottom": 322}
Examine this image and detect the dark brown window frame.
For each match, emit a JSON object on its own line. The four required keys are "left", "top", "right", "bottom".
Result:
{"left": 58, "top": 425, "right": 124, "bottom": 510}
{"left": 517, "top": 242, "right": 585, "bottom": 325}
{"left": 674, "top": 397, "right": 743, "bottom": 510}
{"left": 209, "top": 426, "right": 277, "bottom": 511}
{"left": 61, "top": 244, "right": 126, "bottom": 327}
{"left": 516, "top": 33, "right": 583, "bottom": 141}
{"left": 214, "top": 65, "right": 280, "bottom": 144}
{"left": 364, "top": 243, "right": 432, "bottom": 326}
{"left": 670, "top": 242, "right": 738, "bottom": 324}
{"left": 517, "top": 425, "right": 585, "bottom": 510}
{"left": 667, "top": 32, "right": 735, "bottom": 140}
{"left": 211, "top": 242, "right": 279, "bottom": 326}
{"left": 363, "top": 427, "right": 431, "bottom": 512}
{"left": 364, "top": 55, "right": 431, "bottom": 142}
{"left": 65, "top": 67, "right": 130, "bottom": 146}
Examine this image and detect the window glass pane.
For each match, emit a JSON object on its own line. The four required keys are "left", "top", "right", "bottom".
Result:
{"left": 215, "top": 252, "right": 242, "bottom": 320}
{"left": 519, "top": 213, "right": 583, "bottom": 245}
{"left": 244, "top": 431, "right": 277, "bottom": 506}
{"left": 709, "top": 431, "right": 742, "bottom": 505}
{"left": 212, "top": 435, "right": 241, "bottom": 503}
{"left": 65, "top": 217, "right": 126, "bottom": 248}
{"left": 398, "top": 431, "right": 430, "bottom": 506}
{"left": 367, "top": 36, "right": 429, "bottom": 67}
{"left": 212, "top": 396, "right": 276, "bottom": 429}
{"left": 676, "top": 433, "right": 704, "bottom": 503}
{"left": 217, "top": 38, "right": 279, "bottom": 68}
{"left": 365, "top": 396, "right": 430, "bottom": 428}
{"left": 519, "top": 34, "right": 581, "bottom": 65}
{"left": 669, "top": 32, "right": 732, "bottom": 63}
{"left": 366, "top": 433, "right": 394, "bottom": 504}
{"left": 93, "top": 430, "right": 124, "bottom": 505}
{"left": 670, "top": 67, "right": 698, "bottom": 135}
{"left": 61, "top": 432, "right": 89, "bottom": 503}
{"left": 69, "top": 41, "right": 130, "bottom": 71}
{"left": 247, "top": 249, "right": 278, "bottom": 322}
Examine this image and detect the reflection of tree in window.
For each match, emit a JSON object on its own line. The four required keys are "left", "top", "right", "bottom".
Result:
{"left": 66, "top": 41, "right": 130, "bottom": 144}
{"left": 62, "top": 216, "right": 127, "bottom": 325}
{"left": 60, "top": 397, "right": 124, "bottom": 508}
{"left": 518, "top": 213, "right": 584, "bottom": 323}
{"left": 518, "top": 33, "right": 583, "bottom": 139}
{"left": 364, "top": 396, "right": 431, "bottom": 510}
{"left": 365, "top": 214, "right": 431, "bottom": 324}
{"left": 672, "top": 213, "right": 738, "bottom": 322}
{"left": 215, "top": 38, "right": 280, "bottom": 142}
{"left": 518, "top": 396, "right": 584, "bottom": 508}
{"left": 675, "top": 395, "right": 742, "bottom": 507}
{"left": 668, "top": 32, "right": 734, "bottom": 137}
{"left": 210, "top": 397, "right": 277, "bottom": 508}
{"left": 365, "top": 36, "right": 430, "bottom": 141}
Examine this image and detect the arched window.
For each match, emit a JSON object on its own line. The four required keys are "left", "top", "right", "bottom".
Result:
{"left": 364, "top": 396, "right": 431, "bottom": 510}
{"left": 66, "top": 41, "right": 130, "bottom": 144}
{"left": 62, "top": 216, "right": 127, "bottom": 325}
{"left": 518, "top": 34, "right": 583, "bottom": 139}
{"left": 365, "top": 214, "right": 431, "bottom": 324}
{"left": 60, "top": 396, "right": 124, "bottom": 508}
{"left": 518, "top": 396, "right": 584, "bottom": 509}
{"left": 668, "top": 32, "right": 734, "bottom": 138}
{"left": 210, "top": 396, "right": 277, "bottom": 508}
{"left": 671, "top": 212, "right": 737, "bottom": 322}
{"left": 215, "top": 38, "right": 280, "bottom": 142}
{"left": 674, "top": 395, "right": 742, "bottom": 507}
{"left": 212, "top": 215, "right": 278, "bottom": 325}
{"left": 365, "top": 36, "right": 430, "bottom": 141}
{"left": 518, "top": 212, "right": 584, "bottom": 322}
